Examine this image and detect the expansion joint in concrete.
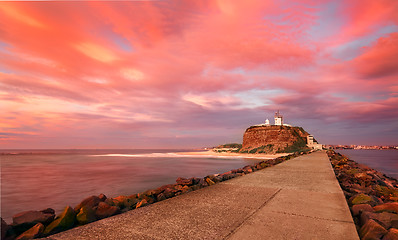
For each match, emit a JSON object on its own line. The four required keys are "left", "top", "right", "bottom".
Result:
{"left": 223, "top": 188, "right": 282, "bottom": 240}
{"left": 271, "top": 210, "right": 354, "bottom": 224}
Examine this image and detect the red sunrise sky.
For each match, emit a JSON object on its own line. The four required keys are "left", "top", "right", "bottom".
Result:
{"left": 0, "top": 1, "right": 397, "bottom": 149}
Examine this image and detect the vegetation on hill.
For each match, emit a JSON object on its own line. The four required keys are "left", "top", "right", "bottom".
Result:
{"left": 216, "top": 143, "right": 242, "bottom": 148}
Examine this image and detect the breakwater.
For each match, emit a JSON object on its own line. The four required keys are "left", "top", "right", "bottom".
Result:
{"left": 328, "top": 150, "right": 398, "bottom": 240}
{"left": 1, "top": 151, "right": 309, "bottom": 240}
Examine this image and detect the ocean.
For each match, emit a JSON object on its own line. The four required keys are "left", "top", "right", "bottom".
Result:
{"left": 0, "top": 149, "right": 266, "bottom": 223}
{"left": 336, "top": 149, "right": 398, "bottom": 179}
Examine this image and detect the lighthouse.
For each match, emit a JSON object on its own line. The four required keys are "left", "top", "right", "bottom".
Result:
{"left": 274, "top": 110, "right": 283, "bottom": 126}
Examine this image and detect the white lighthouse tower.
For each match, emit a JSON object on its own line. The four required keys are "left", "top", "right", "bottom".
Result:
{"left": 274, "top": 110, "right": 283, "bottom": 126}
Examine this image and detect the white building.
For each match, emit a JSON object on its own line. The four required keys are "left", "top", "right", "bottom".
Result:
{"left": 265, "top": 119, "right": 270, "bottom": 126}
{"left": 274, "top": 110, "right": 283, "bottom": 126}
{"left": 307, "top": 135, "right": 323, "bottom": 150}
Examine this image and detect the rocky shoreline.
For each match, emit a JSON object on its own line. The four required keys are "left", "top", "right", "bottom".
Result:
{"left": 327, "top": 150, "right": 398, "bottom": 240}
{"left": 1, "top": 151, "right": 310, "bottom": 240}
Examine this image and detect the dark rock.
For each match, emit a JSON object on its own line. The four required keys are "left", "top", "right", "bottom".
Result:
{"left": 198, "top": 178, "right": 208, "bottom": 188}
{"left": 383, "top": 228, "right": 398, "bottom": 240}
{"left": 392, "top": 220, "right": 398, "bottom": 229}
{"left": 40, "top": 208, "right": 55, "bottom": 215}
{"left": 352, "top": 204, "right": 374, "bottom": 216}
{"left": 157, "top": 193, "right": 166, "bottom": 201}
{"left": 191, "top": 185, "right": 201, "bottom": 191}
{"left": 13, "top": 210, "right": 54, "bottom": 226}
{"left": 95, "top": 202, "right": 119, "bottom": 219}
{"left": 176, "top": 177, "right": 193, "bottom": 186}
{"left": 104, "top": 198, "right": 116, "bottom": 206}
{"left": 163, "top": 188, "right": 175, "bottom": 199}
{"left": 44, "top": 206, "right": 76, "bottom": 235}
{"left": 124, "top": 196, "right": 141, "bottom": 209}
{"left": 221, "top": 172, "right": 236, "bottom": 181}
{"left": 1, "top": 218, "right": 9, "bottom": 240}
{"left": 74, "top": 196, "right": 101, "bottom": 212}
{"left": 16, "top": 223, "right": 44, "bottom": 240}
{"left": 98, "top": 193, "right": 107, "bottom": 201}
{"left": 76, "top": 206, "right": 96, "bottom": 225}
{"left": 190, "top": 177, "right": 201, "bottom": 185}
{"left": 361, "top": 212, "right": 398, "bottom": 229}
{"left": 360, "top": 219, "right": 388, "bottom": 240}
{"left": 375, "top": 203, "right": 398, "bottom": 213}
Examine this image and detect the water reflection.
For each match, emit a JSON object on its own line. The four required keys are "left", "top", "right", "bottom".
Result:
{"left": 1, "top": 149, "right": 263, "bottom": 223}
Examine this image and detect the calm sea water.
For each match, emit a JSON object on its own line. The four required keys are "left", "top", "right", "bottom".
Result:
{"left": 336, "top": 149, "right": 398, "bottom": 179}
{"left": 0, "top": 149, "right": 266, "bottom": 223}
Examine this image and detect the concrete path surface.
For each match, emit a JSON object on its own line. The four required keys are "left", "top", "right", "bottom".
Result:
{"left": 47, "top": 151, "right": 359, "bottom": 240}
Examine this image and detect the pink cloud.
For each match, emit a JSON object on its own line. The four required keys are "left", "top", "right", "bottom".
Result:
{"left": 353, "top": 33, "right": 398, "bottom": 79}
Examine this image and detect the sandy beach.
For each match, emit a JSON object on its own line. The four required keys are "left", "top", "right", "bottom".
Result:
{"left": 176, "top": 150, "right": 290, "bottom": 159}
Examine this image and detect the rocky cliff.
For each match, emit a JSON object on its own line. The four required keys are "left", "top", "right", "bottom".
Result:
{"left": 241, "top": 125, "right": 310, "bottom": 154}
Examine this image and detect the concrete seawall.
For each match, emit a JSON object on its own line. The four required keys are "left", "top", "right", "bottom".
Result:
{"left": 47, "top": 151, "right": 359, "bottom": 240}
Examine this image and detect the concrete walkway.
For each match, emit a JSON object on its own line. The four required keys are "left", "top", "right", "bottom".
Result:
{"left": 48, "top": 151, "right": 359, "bottom": 240}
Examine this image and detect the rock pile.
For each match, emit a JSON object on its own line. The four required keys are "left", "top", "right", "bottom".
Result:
{"left": 328, "top": 150, "right": 398, "bottom": 240}
{"left": 2, "top": 151, "right": 309, "bottom": 239}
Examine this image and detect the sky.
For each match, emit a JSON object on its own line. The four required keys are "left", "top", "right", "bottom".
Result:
{"left": 0, "top": 0, "right": 397, "bottom": 149}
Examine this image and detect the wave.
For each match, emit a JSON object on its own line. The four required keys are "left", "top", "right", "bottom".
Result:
{"left": 90, "top": 152, "right": 273, "bottom": 159}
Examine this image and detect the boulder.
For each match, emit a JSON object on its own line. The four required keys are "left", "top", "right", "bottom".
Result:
{"left": 40, "top": 208, "right": 55, "bottom": 215}
{"left": 136, "top": 199, "right": 148, "bottom": 209}
{"left": 156, "top": 184, "right": 175, "bottom": 193}
{"left": 1, "top": 218, "right": 9, "bottom": 240}
{"left": 138, "top": 190, "right": 157, "bottom": 199}
{"left": 361, "top": 212, "right": 398, "bottom": 229}
{"left": 205, "top": 178, "right": 215, "bottom": 186}
{"left": 124, "top": 197, "right": 141, "bottom": 209}
{"left": 352, "top": 204, "right": 374, "bottom": 216}
{"left": 104, "top": 198, "right": 116, "bottom": 206}
{"left": 360, "top": 219, "right": 388, "bottom": 240}
{"left": 221, "top": 173, "right": 234, "bottom": 181}
{"left": 16, "top": 223, "right": 44, "bottom": 240}
{"left": 163, "top": 188, "right": 175, "bottom": 199}
{"left": 350, "top": 193, "right": 374, "bottom": 206}
{"left": 190, "top": 177, "right": 201, "bottom": 185}
{"left": 112, "top": 196, "right": 128, "bottom": 208}
{"left": 95, "top": 202, "right": 119, "bottom": 219}
{"left": 176, "top": 177, "right": 193, "bottom": 186}
{"left": 13, "top": 210, "right": 55, "bottom": 225}
{"left": 383, "top": 228, "right": 398, "bottom": 240}
{"left": 157, "top": 193, "right": 166, "bottom": 202}
{"left": 44, "top": 206, "right": 76, "bottom": 235}
{"left": 181, "top": 185, "right": 191, "bottom": 194}
{"left": 207, "top": 174, "right": 222, "bottom": 183}
{"left": 375, "top": 203, "right": 398, "bottom": 214}
{"left": 98, "top": 193, "right": 107, "bottom": 202}
{"left": 260, "top": 162, "right": 269, "bottom": 168}
{"left": 76, "top": 206, "right": 96, "bottom": 225}
{"left": 243, "top": 166, "right": 253, "bottom": 174}
{"left": 74, "top": 196, "right": 101, "bottom": 212}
